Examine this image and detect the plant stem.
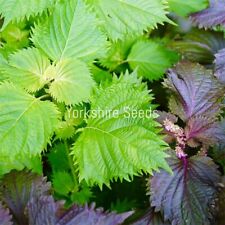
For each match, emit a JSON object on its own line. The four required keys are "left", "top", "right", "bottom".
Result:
{"left": 64, "top": 140, "right": 79, "bottom": 190}
{"left": 38, "top": 94, "right": 50, "bottom": 100}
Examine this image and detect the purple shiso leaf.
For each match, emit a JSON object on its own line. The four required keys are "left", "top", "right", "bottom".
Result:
{"left": 0, "top": 203, "right": 12, "bottom": 225}
{"left": 163, "top": 62, "right": 224, "bottom": 121}
{"left": 0, "top": 170, "right": 51, "bottom": 225}
{"left": 150, "top": 152, "right": 220, "bottom": 225}
{"left": 128, "top": 208, "right": 170, "bottom": 225}
{"left": 190, "top": 0, "right": 225, "bottom": 28}
{"left": 56, "top": 203, "right": 133, "bottom": 225}
{"left": 27, "top": 196, "right": 56, "bottom": 225}
{"left": 170, "top": 30, "right": 225, "bottom": 64}
{"left": 214, "top": 48, "right": 225, "bottom": 83}
{"left": 185, "top": 116, "right": 225, "bottom": 147}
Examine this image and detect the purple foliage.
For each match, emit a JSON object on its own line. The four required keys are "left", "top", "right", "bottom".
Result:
{"left": 27, "top": 196, "right": 56, "bottom": 225}
{"left": 150, "top": 153, "right": 220, "bottom": 225}
{"left": 162, "top": 61, "right": 225, "bottom": 149}
{"left": 170, "top": 30, "right": 225, "bottom": 64}
{"left": 0, "top": 170, "right": 133, "bottom": 225}
{"left": 215, "top": 48, "right": 225, "bottom": 83}
{"left": 163, "top": 62, "right": 224, "bottom": 121}
{"left": 0, "top": 203, "right": 12, "bottom": 225}
{"left": 185, "top": 117, "right": 225, "bottom": 147}
{"left": 0, "top": 170, "right": 51, "bottom": 225}
{"left": 56, "top": 203, "right": 133, "bottom": 225}
{"left": 128, "top": 208, "right": 170, "bottom": 225}
{"left": 191, "top": 0, "right": 225, "bottom": 28}
{"left": 153, "top": 58, "right": 225, "bottom": 224}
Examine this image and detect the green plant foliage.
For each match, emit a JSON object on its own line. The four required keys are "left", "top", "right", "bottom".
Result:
{"left": 72, "top": 72, "right": 171, "bottom": 187}
{"left": 167, "top": 0, "right": 208, "bottom": 17}
{"left": 0, "top": 155, "right": 42, "bottom": 177}
{"left": 48, "top": 143, "right": 71, "bottom": 172}
{"left": 0, "top": 82, "right": 59, "bottom": 159}
{"left": 0, "top": 0, "right": 54, "bottom": 30}
{"left": 86, "top": 0, "right": 172, "bottom": 40}
{"left": 110, "top": 199, "right": 137, "bottom": 213}
{"left": 70, "top": 182, "right": 93, "bottom": 205}
{"left": 55, "top": 121, "right": 75, "bottom": 140}
{"left": 31, "top": 0, "right": 107, "bottom": 62}
{"left": 48, "top": 143, "right": 93, "bottom": 205}
{"left": 100, "top": 37, "right": 136, "bottom": 72}
{"left": 52, "top": 171, "right": 74, "bottom": 196}
{"left": 0, "top": 54, "right": 7, "bottom": 81}
{"left": 100, "top": 37, "right": 179, "bottom": 80}
{"left": 64, "top": 104, "right": 87, "bottom": 127}
{"left": 127, "top": 40, "right": 179, "bottom": 80}
{"left": 44, "top": 59, "right": 95, "bottom": 105}
{"left": 0, "top": 23, "right": 29, "bottom": 56}
{"left": 3, "top": 48, "right": 50, "bottom": 92}
{"left": 0, "top": 0, "right": 224, "bottom": 223}
{"left": 90, "top": 65, "right": 112, "bottom": 84}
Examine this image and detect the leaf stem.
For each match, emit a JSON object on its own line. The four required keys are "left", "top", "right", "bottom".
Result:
{"left": 38, "top": 94, "right": 51, "bottom": 100}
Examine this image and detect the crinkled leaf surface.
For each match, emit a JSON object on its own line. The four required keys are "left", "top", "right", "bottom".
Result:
{"left": 163, "top": 62, "right": 224, "bottom": 121}
{"left": 128, "top": 40, "right": 178, "bottom": 80}
{"left": 45, "top": 59, "right": 95, "bottom": 105}
{"left": 86, "top": 0, "right": 171, "bottom": 40}
{"left": 73, "top": 72, "right": 170, "bottom": 187}
{"left": 190, "top": 0, "right": 225, "bottom": 28}
{"left": 150, "top": 153, "right": 220, "bottom": 225}
{"left": 170, "top": 30, "right": 225, "bottom": 64}
{"left": 0, "top": 170, "right": 50, "bottom": 225}
{"left": 215, "top": 48, "right": 225, "bottom": 83}
{"left": 32, "top": 0, "right": 107, "bottom": 62}
{"left": 3, "top": 48, "right": 50, "bottom": 92}
{"left": 128, "top": 208, "right": 170, "bottom": 225}
{"left": 0, "top": 0, "right": 54, "bottom": 30}
{"left": 28, "top": 196, "right": 56, "bottom": 225}
{"left": 167, "top": 0, "right": 208, "bottom": 17}
{"left": 28, "top": 198, "right": 132, "bottom": 225}
{"left": 0, "top": 203, "right": 12, "bottom": 225}
{"left": 0, "top": 170, "right": 133, "bottom": 225}
{"left": 56, "top": 204, "right": 133, "bottom": 225}
{"left": 52, "top": 171, "right": 74, "bottom": 196}
{"left": 185, "top": 116, "right": 225, "bottom": 147}
{"left": 0, "top": 83, "right": 59, "bottom": 159}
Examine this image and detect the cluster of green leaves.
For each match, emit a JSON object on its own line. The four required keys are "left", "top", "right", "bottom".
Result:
{"left": 0, "top": 0, "right": 175, "bottom": 187}
{"left": 0, "top": 0, "right": 225, "bottom": 225}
